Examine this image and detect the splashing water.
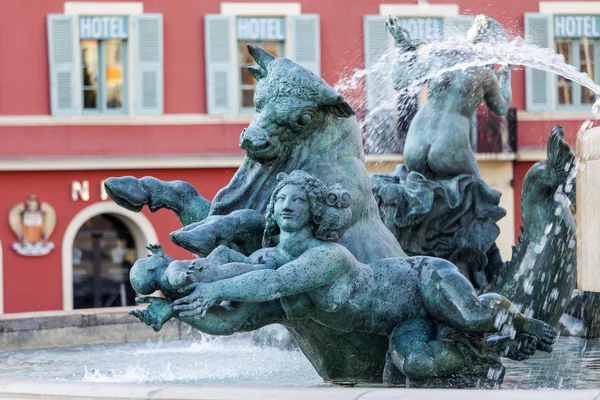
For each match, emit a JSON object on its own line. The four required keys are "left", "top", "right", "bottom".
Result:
{"left": 333, "top": 35, "right": 600, "bottom": 154}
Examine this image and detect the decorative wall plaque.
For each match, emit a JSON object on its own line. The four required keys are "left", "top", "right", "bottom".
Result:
{"left": 8, "top": 194, "right": 57, "bottom": 256}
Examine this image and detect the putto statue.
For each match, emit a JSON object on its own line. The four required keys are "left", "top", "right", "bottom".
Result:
{"left": 105, "top": 30, "right": 576, "bottom": 386}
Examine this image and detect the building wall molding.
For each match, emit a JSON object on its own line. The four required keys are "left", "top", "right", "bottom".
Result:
{"left": 0, "top": 114, "right": 253, "bottom": 126}
{"left": 516, "top": 149, "right": 548, "bottom": 161}
{"left": 379, "top": 4, "right": 459, "bottom": 17}
{"left": 64, "top": 2, "right": 144, "bottom": 15}
{"left": 0, "top": 156, "right": 245, "bottom": 171}
{"left": 61, "top": 202, "right": 157, "bottom": 310}
{"left": 539, "top": 2, "right": 600, "bottom": 14}
{"left": 220, "top": 3, "right": 301, "bottom": 16}
{"left": 517, "top": 110, "right": 597, "bottom": 121}
{"left": 0, "top": 154, "right": 518, "bottom": 172}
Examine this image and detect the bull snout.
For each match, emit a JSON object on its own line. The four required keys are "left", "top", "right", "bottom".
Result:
{"left": 240, "top": 126, "right": 271, "bottom": 152}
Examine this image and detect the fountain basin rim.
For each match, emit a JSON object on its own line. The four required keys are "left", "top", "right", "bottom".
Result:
{"left": 0, "top": 379, "right": 599, "bottom": 400}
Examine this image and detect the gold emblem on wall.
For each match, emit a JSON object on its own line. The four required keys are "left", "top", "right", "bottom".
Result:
{"left": 8, "top": 194, "right": 57, "bottom": 256}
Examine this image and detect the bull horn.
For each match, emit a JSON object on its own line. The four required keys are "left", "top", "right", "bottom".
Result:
{"left": 247, "top": 44, "right": 276, "bottom": 71}
{"left": 248, "top": 65, "right": 267, "bottom": 81}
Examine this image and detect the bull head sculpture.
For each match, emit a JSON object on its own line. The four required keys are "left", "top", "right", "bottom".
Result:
{"left": 240, "top": 45, "right": 355, "bottom": 162}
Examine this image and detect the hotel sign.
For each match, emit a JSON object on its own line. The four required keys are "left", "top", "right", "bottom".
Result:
{"left": 237, "top": 17, "right": 286, "bottom": 41}
{"left": 393, "top": 18, "right": 444, "bottom": 41}
{"left": 79, "top": 16, "right": 129, "bottom": 40}
{"left": 554, "top": 15, "right": 600, "bottom": 38}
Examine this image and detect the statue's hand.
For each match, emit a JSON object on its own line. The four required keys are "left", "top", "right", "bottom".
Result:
{"left": 129, "top": 297, "right": 175, "bottom": 332}
{"left": 385, "top": 16, "right": 413, "bottom": 49}
{"left": 173, "top": 283, "right": 218, "bottom": 318}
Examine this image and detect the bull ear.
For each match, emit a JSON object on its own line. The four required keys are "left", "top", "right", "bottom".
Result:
{"left": 248, "top": 44, "right": 275, "bottom": 71}
{"left": 328, "top": 101, "right": 355, "bottom": 118}
{"left": 319, "top": 86, "right": 356, "bottom": 118}
{"left": 248, "top": 65, "right": 267, "bottom": 81}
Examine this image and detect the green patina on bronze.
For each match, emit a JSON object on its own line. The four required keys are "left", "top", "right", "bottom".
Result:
{"left": 104, "top": 21, "right": 580, "bottom": 385}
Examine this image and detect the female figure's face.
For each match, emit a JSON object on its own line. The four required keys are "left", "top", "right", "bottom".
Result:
{"left": 274, "top": 184, "right": 311, "bottom": 233}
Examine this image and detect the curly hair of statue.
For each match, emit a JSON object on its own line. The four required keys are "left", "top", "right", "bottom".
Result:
{"left": 262, "top": 171, "right": 353, "bottom": 247}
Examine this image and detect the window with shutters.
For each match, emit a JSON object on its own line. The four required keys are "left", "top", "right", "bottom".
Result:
{"left": 79, "top": 16, "right": 128, "bottom": 114}
{"left": 236, "top": 17, "right": 285, "bottom": 113}
{"left": 526, "top": 13, "right": 600, "bottom": 111}
{"left": 204, "top": 13, "right": 319, "bottom": 116}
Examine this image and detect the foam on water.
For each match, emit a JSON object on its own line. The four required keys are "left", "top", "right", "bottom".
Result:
{"left": 1, "top": 334, "right": 600, "bottom": 389}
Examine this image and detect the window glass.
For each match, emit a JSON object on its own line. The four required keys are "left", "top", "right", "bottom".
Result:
{"left": 556, "top": 39, "right": 573, "bottom": 106}
{"left": 81, "top": 40, "right": 99, "bottom": 110}
{"left": 80, "top": 39, "right": 126, "bottom": 113}
{"left": 104, "top": 40, "right": 124, "bottom": 109}
{"left": 238, "top": 40, "right": 284, "bottom": 110}
{"left": 580, "top": 38, "right": 596, "bottom": 104}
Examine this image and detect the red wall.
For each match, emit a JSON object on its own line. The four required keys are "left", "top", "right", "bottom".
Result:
{"left": 0, "top": 124, "right": 246, "bottom": 157}
{"left": 0, "top": 168, "right": 236, "bottom": 313}
{"left": 513, "top": 161, "right": 535, "bottom": 242}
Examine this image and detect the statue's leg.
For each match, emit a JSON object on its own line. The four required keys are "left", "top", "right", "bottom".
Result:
{"left": 170, "top": 209, "right": 265, "bottom": 256}
{"left": 104, "top": 176, "right": 210, "bottom": 226}
{"left": 388, "top": 319, "right": 466, "bottom": 379}
{"left": 419, "top": 259, "right": 557, "bottom": 350}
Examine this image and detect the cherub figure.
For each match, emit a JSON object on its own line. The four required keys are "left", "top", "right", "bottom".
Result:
{"left": 129, "top": 243, "right": 276, "bottom": 330}
{"left": 386, "top": 15, "right": 513, "bottom": 179}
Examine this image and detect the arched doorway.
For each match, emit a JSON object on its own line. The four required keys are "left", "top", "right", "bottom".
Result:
{"left": 72, "top": 214, "right": 136, "bottom": 309}
{"left": 62, "top": 202, "right": 158, "bottom": 310}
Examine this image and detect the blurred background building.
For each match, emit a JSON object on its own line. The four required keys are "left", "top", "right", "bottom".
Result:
{"left": 0, "top": 0, "right": 592, "bottom": 313}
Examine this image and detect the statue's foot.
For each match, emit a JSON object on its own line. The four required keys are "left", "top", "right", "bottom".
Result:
{"left": 406, "top": 363, "right": 505, "bottom": 389}
{"left": 185, "top": 258, "right": 206, "bottom": 283}
{"left": 490, "top": 334, "right": 538, "bottom": 361}
{"left": 170, "top": 222, "right": 227, "bottom": 256}
{"left": 520, "top": 318, "right": 557, "bottom": 352}
{"left": 104, "top": 177, "right": 148, "bottom": 212}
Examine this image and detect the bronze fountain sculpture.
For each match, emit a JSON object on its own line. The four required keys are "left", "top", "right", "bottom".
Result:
{"left": 104, "top": 15, "right": 578, "bottom": 387}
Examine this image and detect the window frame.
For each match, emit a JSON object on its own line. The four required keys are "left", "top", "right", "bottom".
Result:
{"left": 81, "top": 39, "right": 129, "bottom": 116}
{"left": 237, "top": 39, "right": 285, "bottom": 114}
{"left": 555, "top": 36, "right": 600, "bottom": 111}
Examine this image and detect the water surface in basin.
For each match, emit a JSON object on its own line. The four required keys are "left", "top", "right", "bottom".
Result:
{"left": 1, "top": 335, "right": 599, "bottom": 389}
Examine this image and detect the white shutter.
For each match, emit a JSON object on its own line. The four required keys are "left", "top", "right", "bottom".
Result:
{"left": 363, "top": 15, "right": 394, "bottom": 113}
{"left": 134, "top": 14, "right": 164, "bottom": 115}
{"left": 205, "top": 14, "right": 234, "bottom": 115}
{"left": 47, "top": 14, "right": 77, "bottom": 116}
{"left": 290, "top": 15, "right": 320, "bottom": 76}
{"left": 525, "top": 13, "right": 552, "bottom": 111}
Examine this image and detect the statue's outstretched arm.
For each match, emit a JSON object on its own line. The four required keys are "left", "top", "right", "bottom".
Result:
{"left": 198, "top": 260, "right": 277, "bottom": 284}
{"left": 174, "top": 244, "right": 349, "bottom": 317}
{"left": 385, "top": 16, "right": 426, "bottom": 90}
{"left": 132, "top": 296, "right": 284, "bottom": 335}
{"left": 484, "top": 66, "right": 513, "bottom": 116}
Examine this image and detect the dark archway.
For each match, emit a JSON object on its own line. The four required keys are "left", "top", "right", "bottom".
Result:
{"left": 72, "top": 214, "right": 137, "bottom": 309}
